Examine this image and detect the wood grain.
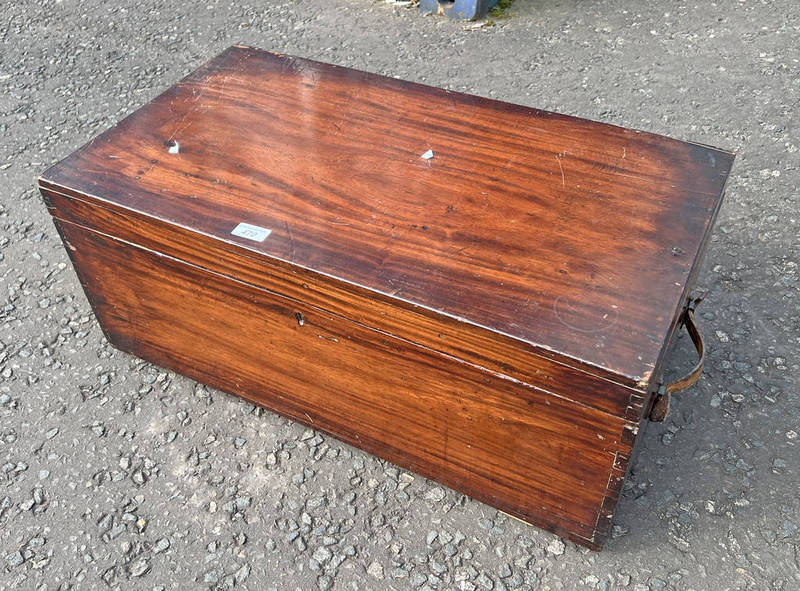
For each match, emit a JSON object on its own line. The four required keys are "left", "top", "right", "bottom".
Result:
{"left": 55, "top": 218, "right": 633, "bottom": 549}
{"left": 42, "top": 187, "right": 647, "bottom": 421}
{"left": 39, "top": 45, "right": 734, "bottom": 387}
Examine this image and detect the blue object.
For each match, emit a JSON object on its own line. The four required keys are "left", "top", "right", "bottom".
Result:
{"left": 420, "top": 0, "right": 499, "bottom": 20}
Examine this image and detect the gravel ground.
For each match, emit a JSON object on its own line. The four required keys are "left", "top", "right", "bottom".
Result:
{"left": 1, "top": 1, "right": 798, "bottom": 590}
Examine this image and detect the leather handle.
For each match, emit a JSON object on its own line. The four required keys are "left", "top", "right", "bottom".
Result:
{"left": 649, "top": 297, "right": 706, "bottom": 422}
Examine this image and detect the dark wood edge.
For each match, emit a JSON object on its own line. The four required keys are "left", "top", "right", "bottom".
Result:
{"left": 641, "top": 178, "right": 733, "bottom": 419}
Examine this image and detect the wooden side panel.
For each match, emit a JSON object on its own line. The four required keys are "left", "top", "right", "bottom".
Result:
{"left": 54, "top": 216, "right": 632, "bottom": 549}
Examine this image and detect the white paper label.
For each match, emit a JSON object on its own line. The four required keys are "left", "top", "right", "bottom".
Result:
{"left": 231, "top": 222, "right": 272, "bottom": 242}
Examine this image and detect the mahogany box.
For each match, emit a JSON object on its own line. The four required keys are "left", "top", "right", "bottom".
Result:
{"left": 39, "top": 46, "right": 734, "bottom": 549}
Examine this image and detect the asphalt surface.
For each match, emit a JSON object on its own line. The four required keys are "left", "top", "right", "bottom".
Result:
{"left": 1, "top": 1, "right": 798, "bottom": 590}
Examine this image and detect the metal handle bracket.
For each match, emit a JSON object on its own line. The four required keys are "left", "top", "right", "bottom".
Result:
{"left": 649, "top": 297, "right": 706, "bottom": 422}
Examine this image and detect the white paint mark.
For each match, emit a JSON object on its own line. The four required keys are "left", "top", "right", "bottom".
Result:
{"left": 420, "top": 149, "right": 434, "bottom": 160}
{"left": 168, "top": 140, "right": 180, "bottom": 154}
{"left": 231, "top": 222, "right": 272, "bottom": 242}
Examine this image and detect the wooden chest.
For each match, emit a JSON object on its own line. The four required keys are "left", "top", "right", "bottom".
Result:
{"left": 39, "top": 45, "right": 734, "bottom": 549}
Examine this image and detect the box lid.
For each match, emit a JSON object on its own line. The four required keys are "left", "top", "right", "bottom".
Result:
{"left": 39, "top": 45, "right": 734, "bottom": 391}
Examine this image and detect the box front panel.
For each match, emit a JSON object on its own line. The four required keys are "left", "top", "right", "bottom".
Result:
{"left": 42, "top": 187, "right": 646, "bottom": 421}
{"left": 53, "top": 217, "right": 631, "bottom": 548}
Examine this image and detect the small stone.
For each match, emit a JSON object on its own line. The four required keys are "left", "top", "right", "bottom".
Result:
{"left": 390, "top": 567, "right": 408, "bottom": 579}
{"left": 6, "top": 551, "right": 24, "bottom": 567}
{"left": 367, "top": 560, "right": 384, "bottom": 580}
{"left": 426, "top": 530, "right": 438, "bottom": 545}
{"left": 234, "top": 437, "right": 247, "bottom": 449}
{"left": 28, "top": 537, "right": 46, "bottom": 548}
{"left": 153, "top": 538, "right": 170, "bottom": 554}
{"left": 611, "top": 525, "right": 629, "bottom": 538}
{"left": 778, "top": 519, "right": 798, "bottom": 540}
{"left": 477, "top": 572, "right": 494, "bottom": 590}
{"left": 129, "top": 558, "right": 150, "bottom": 577}
{"left": 429, "top": 558, "right": 447, "bottom": 574}
{"left": 546, "top": 539, "right": 565, "bottom": 556}
{"left": 38, "top": 470, "right": 50, "bottom": 480}
{"left": 131, "top": 470, "right": 147, "bottom": 486}
{"left": 411, "top": 572, "right": 427, "bottom": 586}
{"left": 234, "top": 563, "right": 251, "bottom": 584}
{"left": 424, "top": 487, "right": 446, "bottom": 502}
{"left": 313, "top": 546, "right": 333, "bottom": 564}
{"left": 45, "top": 428, "right": 59, "bottom": 439}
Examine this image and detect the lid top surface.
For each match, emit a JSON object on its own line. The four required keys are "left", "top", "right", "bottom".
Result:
{"left": 41, "top": 46, "right": 734, "bottom": 386}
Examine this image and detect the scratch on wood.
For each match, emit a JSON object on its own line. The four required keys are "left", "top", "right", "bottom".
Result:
{"left": 285, "top": 220, "right": 297, "bottom": 259}
{"left": 555, "top": 154, "right": 565, "bottom": 188}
